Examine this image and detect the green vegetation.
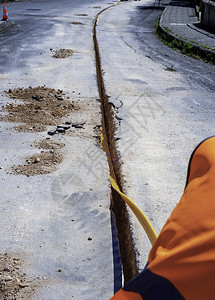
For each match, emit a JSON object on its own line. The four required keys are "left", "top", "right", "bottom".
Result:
{"left": 165, "top": 65, "right": 176, "bottom": 72}
{"left": 163, "top": 26, "right": 172, "bottom": 33}
{"left": 155, "top": 16, "right": 215, "bottom": 64}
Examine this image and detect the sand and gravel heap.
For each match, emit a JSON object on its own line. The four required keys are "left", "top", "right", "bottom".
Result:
{"left": 1, "top": 86, "right": 78, "bottom": 175}
{"left": 51, "top": 49, "right": 75, "bottom": 58}
{"left": 0, "top": 254, "right": 42, "bottom": 299}
{"left": 2, "top": 86, "right": 78, "bottom": 132}
{"left": 13, "top": 139, "right": 65, "bottom": 176}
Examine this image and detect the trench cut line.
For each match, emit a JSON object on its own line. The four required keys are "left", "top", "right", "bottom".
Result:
{"left": 93, "top": 4, "right": 158, "bottom": 280}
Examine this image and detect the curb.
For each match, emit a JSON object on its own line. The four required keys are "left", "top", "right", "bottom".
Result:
{"left": 0, "top": 20, "right": 15, "bottom": 32}
{"left": 157, "top": 11, "right": 215, "bottom": 64}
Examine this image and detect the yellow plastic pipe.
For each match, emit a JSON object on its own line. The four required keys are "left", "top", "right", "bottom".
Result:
{"left": 101, "top": 127, "right": 158, "bottom": 246}
{"left": 110, "top": 176, "right": 158, "bottom": 245}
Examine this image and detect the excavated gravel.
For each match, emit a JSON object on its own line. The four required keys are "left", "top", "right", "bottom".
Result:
{"left": 51, "top": 49, "right": 75, "bottom": 58}
{"left": 1, "top": 86, "right": 79, "bottom": 176}
{"left": 0, "top": 254, "right": 43, "bottom": 300}
{"left": 2, "top": 86, "right": 78, "bottom": 132}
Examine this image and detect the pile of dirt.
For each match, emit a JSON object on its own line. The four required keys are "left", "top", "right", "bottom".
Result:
{"left": 0, "top": 254, "right": 40, "bottom": 299}
{"left": 51, "top": 49, "right": 75, "bottom": 59}
{"left": 13, "top": 139, "right": 65, "bottom": 176}
{"left": 71, "top": 21, "right": 85, "bottom": 25}
{"left": 37, "top": 139, "right": 65, "bottom": 150}
{"left": 1, "top": 86, "right": 78, "bottom": 176}
{"left": 2, "top": 86, "right": 78, "bottom": 132}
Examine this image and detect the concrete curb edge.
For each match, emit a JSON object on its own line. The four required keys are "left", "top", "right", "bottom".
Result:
{"left": 157, "top": 13, "right": 215, "bottom": 64}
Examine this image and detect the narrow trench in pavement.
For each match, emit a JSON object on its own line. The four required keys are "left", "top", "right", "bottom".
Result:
{"left": 93, "top": 7, "right": 138, "bottom": 283}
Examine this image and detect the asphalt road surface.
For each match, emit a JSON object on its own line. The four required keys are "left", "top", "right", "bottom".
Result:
{"left": 0, "top": 0, "right": 215, "bottom": 299}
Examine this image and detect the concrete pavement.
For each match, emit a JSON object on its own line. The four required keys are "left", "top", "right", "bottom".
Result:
{"left": 97, "top": 0, "right": 215, "bottom": 274}
{"left": 0, "top": 1, "right": 121, "bottom": 299}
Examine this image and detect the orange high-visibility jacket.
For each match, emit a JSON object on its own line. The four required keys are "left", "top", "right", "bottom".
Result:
{"left": 110, "top": 137, "right": 215, "bottom": 300}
